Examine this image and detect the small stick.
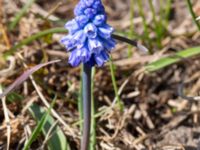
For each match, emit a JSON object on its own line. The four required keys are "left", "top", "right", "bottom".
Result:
{"left": 0, "top": 0, "right": 3, "bottom": 24}
{"left": 0, "top": 86, "right": 11, "bottom": 150}
{"left": 178, "top": 81, "right": 200, "bottom": 101}
{"left": 112, "top": 34, "right": 149, "bottom": 53}
{"left": 45, "top": 2, "right": 63, "bottom": 19}
{"left": 112, "top": 34, "right": 137, "bottom": 47}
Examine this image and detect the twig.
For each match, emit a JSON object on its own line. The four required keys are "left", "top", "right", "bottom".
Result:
{"left": 112, "top": 34, "right": 148, "bottom": 53}
{"left": 45, "top": 2, "right": 63, "bottom": 19}
{"left": 111, "top": 78, "right": 129, "bottom": 107}
{"left": 112, "top": 34, "right": 137, "bottom": 47}
{"left": 178, "top": 80, "right": 200, "bottom": 101}
{"left": 0, "top": 56, "right": 16, "bottom": 77}
{"left": 0, "top": 85, "right": 11, "bottom": 150}
{"left": 0, "top": 0, "right": 3, "bottom": 24}
{"left": 0, "top": 25, "right": 11, "bottom": 48}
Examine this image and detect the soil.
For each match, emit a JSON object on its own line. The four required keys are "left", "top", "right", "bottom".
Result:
{"left": 1, "top": 0, "right": 200, "bottom": 150}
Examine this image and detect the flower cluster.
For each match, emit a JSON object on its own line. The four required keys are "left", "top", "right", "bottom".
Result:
{"left": 61, "top": 0, "right": 116, "bottom": 67}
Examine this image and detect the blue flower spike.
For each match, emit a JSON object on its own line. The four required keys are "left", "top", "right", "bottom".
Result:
{"left": 61, "top": 1, "right": 148, "bottom": 150}
{"left": 61, "top": 1, "right": 117, "bottom": 150}
{"left": 61, "top": 0, "right": 116, "bottom": 67}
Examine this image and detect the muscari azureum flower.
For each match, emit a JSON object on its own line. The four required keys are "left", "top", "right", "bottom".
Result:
{"left": 61, "top": 0, "right": 116, "bottom": 67}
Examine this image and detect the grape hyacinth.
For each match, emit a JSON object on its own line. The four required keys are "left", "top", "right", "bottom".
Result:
{"left": 60, "top": 1, "right": 145, "bottom": 150}
{"left": 61, "top": 0, "right": 116, "bottom": 67}
{"left": 60, "top": 1, "right": 117, "bottom": 150}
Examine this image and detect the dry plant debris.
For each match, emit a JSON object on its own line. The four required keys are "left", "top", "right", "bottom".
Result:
{"left": 1, "top": 0, "right": 200, "bottom": 150}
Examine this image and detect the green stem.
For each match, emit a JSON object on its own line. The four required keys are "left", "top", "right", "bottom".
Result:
{"left": 90, "top": 68, "right": 96, "bottom": 150}
{"left": 128, "top": 0, "right": 135, "bottom": 57}
{"left": 186, "top": 0, "right": 200, "bottom": 30}
{"left": 137, "top": 0, "right": 152, "bottom": 52}
{"left": 148, "top": 0, "right": 157, "bottom": 25}
{"left": 109, "top": 57, "right": 123, "bottom": 111}
{"left": 148, "top": 0, "right": 162, "bottom": 48}
{"left": 137, "top": 0, "right": 150, "bottom": 41}
{"left": 164, "top": 0, "right": 172, "bottom": 27}
{"left": 78, "top": 65, "right": 83, "bottom": 131}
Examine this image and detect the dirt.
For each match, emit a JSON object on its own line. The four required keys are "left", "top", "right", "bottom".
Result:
{"left": 1, "top": 0, "right": 200, "bottom": 150}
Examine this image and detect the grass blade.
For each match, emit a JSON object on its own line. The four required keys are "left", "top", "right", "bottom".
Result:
{"left": 146, "top": 46, "right": 200, "bottom": 72}
{"left": 0, "top": 60, "right": 61, "bottom": 99}
{"left": 9, "top": 0, "right": 35, "bottom": 30}
{"left": 109, "top": 57, "right": 123, "bottom": 111}
{"left": 186, "top": 0, "right": 200, "bottom": 31}
{"left": 29, "top": 103, "right": 70, "bottom": 150}
{"left": 136, "top": 0, "right": 151, "bottom": 48}
{"left": 128, "top": 0, "right": 135, "bottom": 57}
{"left": 4, "top": 28, "right": 67, "bottom": 57}
{"left": 23, "top": 99, "right": 56, "bottom": 150}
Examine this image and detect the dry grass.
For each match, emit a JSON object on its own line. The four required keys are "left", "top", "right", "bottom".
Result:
{"left": 1, "top": 0, "right": 200, "bottom": 150}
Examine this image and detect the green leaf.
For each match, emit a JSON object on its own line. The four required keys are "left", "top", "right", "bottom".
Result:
{"left": 9, "top": 0, "right": 35, "bottom": 30}
{"left": 146, "top": 46, "right": 200, "bottom": 72}
{"left": 23, "top": 103, "right": 53, "bottom": 150}
{"left": 0, "top": 60, "right": 60, "bottom": 99}
{"left": 6, "top": 92, "right": 24, "bottom": 103}
{"left": 29, "top": 104, "right": 70, "bottom": 150}
{"left": 4, "top": 28, "right": 67, "bottom": 57}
